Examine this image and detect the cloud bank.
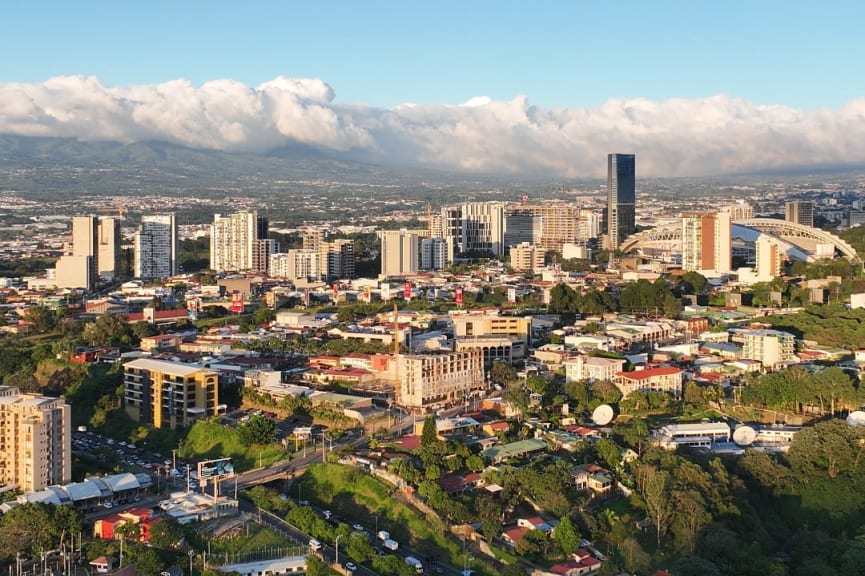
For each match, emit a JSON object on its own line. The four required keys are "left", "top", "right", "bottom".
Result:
{"left": 2, "top": 75, "right": 865, "bottom": 177}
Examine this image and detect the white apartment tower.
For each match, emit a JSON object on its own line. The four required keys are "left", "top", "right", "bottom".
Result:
{"left": 270, "top": 249, "right": 321, "bottom": 282}
{"left": 210, "top": 211, "right": 260, "bottom": 273}
{"left": 134, "top": 213, "right": 178, "bottom": 280}
{"left": 421, "top": 237, "right": 448, "bottom": 270}
{"left": 381, "top": 230, "right": 419, "bottom": 277}
{"left": 0, "top": 386, "right": 71, "bottom": 493}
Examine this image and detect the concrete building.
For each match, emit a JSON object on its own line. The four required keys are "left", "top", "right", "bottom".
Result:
{"left": 741, "top": 329, "right": 797, "bottom": 370}
{"left": 134, "top": 213, "right": 177, "bottom": 280}
{"left": 451, "top": 313, "right": 532, "bottom": 344}
{"left": 210, "top": 211, "right": 263, "bottom": 273}
{"left": 563, "top": 356, "right": 627, "bottom": 383}
{"left": 381, "top": 230, "right": 419, "bottom": 277}
{"left": 439, "top": 202, "right": 506, "bottom": 257}
{"left": 606, "top": 153, "right": 636, "bottom": 251}
{"left": 0, "top": 386, "right": 71, "bottom": 492}
{"left": 509, "top": 242, "right": 545, "bottom": 272}
{"left": 505, "top": 203, "right": 584, "bottom": 253}
{"left": 420, "top": 237, "right": 448, "bottom": 271}
{"left": 319, "top": 239, "right": 355, "bottom": 281}
{"left": 53, "top": 255, "right": 95, "bottom": 290}
{"left": 720, "top": 202, "right": 754, "bottom": 221}
{"left": 614, "top": 366, "right": 683, "bottom": 398}
{"left": 302, "top": 227, "right": 327, "bottom": 251}
{"left": 123, "top": 358, "right": 220, "bottom": 429}
{"left": 252, "top": 239, "right": 278, "bottom": 275}
{"left": 755, "top": 234, "right": 784, "bottom": 280}
{"left": 785, "top": 201, "right": 814, "bottom": 228}
{"left": 271, "top": 249, "right": 321, "bottom": 282}
{"left": 681, "top": 211, "right": 732, "bottom": 274}
{"left": 397, "top": 350, "right": 485, "bottom": 410}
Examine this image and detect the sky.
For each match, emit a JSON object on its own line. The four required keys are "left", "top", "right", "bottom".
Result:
{"left": 1, "top": 1, "right": 865, "bottom": 177}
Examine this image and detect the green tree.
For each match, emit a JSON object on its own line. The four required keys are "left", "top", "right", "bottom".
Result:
{"left": 24, "top": 305, "right": 57, "bottom": 333}
{"left": 237, "top": 414, "right": 278, "bottom": 446}
{"left": 491, "top": 361, "right": 516, "bottom": 384}
{"left": 148, "top": 516, "right": 184, "bottom": 549}
{"left": 555, "top": 516, "right": 581, "bottom": 555}
{"left": 421, "top": 414, "right": 438, "bottom": 447}
{"left": 787, "top": 419, "right": 865, "bottom": 479}
{"left": 595, "top": 438, "right": 622, "bottom": 470}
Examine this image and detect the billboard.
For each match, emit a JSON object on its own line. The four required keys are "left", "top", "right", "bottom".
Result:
{"left": 455, "top": 286, "right": 463, "bottom": 306}
{"left": 403, "top": 282, "right": 412, "bottom": 300}
{"left": 230, "top": 291, "right": 244, "bottom": 313}
{"left": 197, "top": 458, "right": 235, "bottom": 485}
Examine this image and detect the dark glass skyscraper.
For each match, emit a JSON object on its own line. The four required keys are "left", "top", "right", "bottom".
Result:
{"left": 607, "top": 153, "right": 636, "bottom": 251}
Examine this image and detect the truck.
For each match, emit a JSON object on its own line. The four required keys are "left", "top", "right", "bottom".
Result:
{"left": 382, "top": 538, "right": 399, "bottom": 551}
{"left": 405, "top": 556, "right": 424, "bottom": 574}
{"left": 377, "top": 530, "right": 390, "bottom": 542}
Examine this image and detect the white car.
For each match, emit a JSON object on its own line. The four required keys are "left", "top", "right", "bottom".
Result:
{"left": 344, "top": 562, "right": 357, "bottom": 572}
{"left": 352, "top": 524, "right": 364, "bottom": 531}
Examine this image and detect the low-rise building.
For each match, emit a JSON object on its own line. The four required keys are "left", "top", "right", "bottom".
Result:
{"left": 613, "top": 366, "right": 683, "bottom": 398}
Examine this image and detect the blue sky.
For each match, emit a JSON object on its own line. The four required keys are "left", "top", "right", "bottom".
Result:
{"left": 2, "top": 0, "right": 863, "bottom": 110}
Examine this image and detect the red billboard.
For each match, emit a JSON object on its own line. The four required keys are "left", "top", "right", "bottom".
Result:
{"left": 455, "top": 286, "right": 463, "bottom": 306}
{"left": 230, "top": 292, "right": 244, "bottom": 313}
{"left": 403, "top": 281, "right": 412, "bottom": 300}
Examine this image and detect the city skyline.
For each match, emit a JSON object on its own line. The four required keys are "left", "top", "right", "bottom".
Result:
{"left": 1, "top": 2, "right": 865, "bottom": 177}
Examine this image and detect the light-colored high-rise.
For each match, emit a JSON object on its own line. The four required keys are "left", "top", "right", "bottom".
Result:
{"left": 319, "top": 239, "right": 355, "bottom": 281}
{"left": 397, "top": 350, "right": 485, "bottom": 410}
{"left": 755, "top": 235, "right": 784, "bottom": 281}
{"left": 134, "top": 214, "right": 178, "bottom": 280}
{"left": 681, "top": 211, "right": 731, "bottom": 274}
{"left": 123, "top": 358, "right": 220, "bottom": 430}
{"left": 509, "top": 242, "right": 545, "bottom": 272}
{"left": 97, "top": 218, "right": 121, "bottom": 280}
{"left": 381, "top": 230, "right": 419, "bottom": 277}
{"left": 270, "top": 249, "right": 321, "bottom": 282}
{"left": 0, "top": 386, "right": 71, "bottom": 493}
{"left": 210, "top": 211, "right": 260, "bottom": 273}
{"left": 421, "top": 237, "right": 448, "bottom": 271}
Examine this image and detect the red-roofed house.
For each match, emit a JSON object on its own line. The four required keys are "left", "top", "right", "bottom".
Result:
{"left": 614, "top": 366, "right": 683, "bottom": 398}
{"left": 502, "top": 525, "right": 531, "bottom": 546}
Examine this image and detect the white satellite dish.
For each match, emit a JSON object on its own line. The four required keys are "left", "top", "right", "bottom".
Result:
{"left": 847, "top": 410, "right": 865, "bottom": 426}
{"left": 592, "top": 404, "right": 615, "bottom": 426}
{"left": 732, "top": 425, "right": 757, "bottom": 446}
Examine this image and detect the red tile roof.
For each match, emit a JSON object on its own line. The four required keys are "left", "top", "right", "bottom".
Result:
{"left": 615, "top": 366, "right": 682, "bottom": 380}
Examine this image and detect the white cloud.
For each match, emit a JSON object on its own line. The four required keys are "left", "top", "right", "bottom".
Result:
{"left": 1, "top": 75, "right": 864, "bottom": 177}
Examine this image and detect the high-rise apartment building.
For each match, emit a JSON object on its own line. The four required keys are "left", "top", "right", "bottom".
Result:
{"left": 97, "top": 218, "right": 121, "bottom": 280}
{"left": 755, "top": 235, "right": 784, "bottom": 281}
{"left": 681, "top": 211, "right": 732, "bottom": 274}
{"left": 461, "top": 202, "right": 506, "bottom": 256}
{"left": 319, "top": 239, "right": 355, "bottom": 281}
{"left": 302, "top": 227, "right": 327, "bottom": 252}
{"left": 420, "top": 237, "right": 448, "bottom": 271}
{"left": 578, "top": 209, "right": 602, "bottom": 240}
{"left": 381, "top": 230, "right": 419, "bottom": 277}
{"left": 0, "top": 386, "right": 71, "bottom": 492}
{"left": 210, "top": 211, "right": 266, "bottom": 273}
{"left": 504, "top": 203, "right": 583, "bottom": 253}
{"left": 785, "top": 201, "right": 814, "bottom": 228}
{"left": 123, "top": 358, "right": 220, "bottom": 430}
{"left": 134, "top": 214, "right": 178, "bottom": 280}
{"left": 271, "top": 249, "right": 321, "bottom": 282}
{"left": 606, "top": 153, "right": 636, "bottom": 251}
{"left": 252, "top": 239, "right": 279, "bottom": 275}
{"left": 509, "top": 242, "right": 545, "bottom": 272}
{"left": 720, "top": 202, "right": 754, "bottom": 221}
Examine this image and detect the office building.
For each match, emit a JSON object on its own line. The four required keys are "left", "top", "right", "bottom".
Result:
{"left": 397, "top": 350, "right": 485, "bottom": 410}
{"left": 53, "top": 255, "right": 96, "bottom": 290}
{"left": 509, "top": 242, "right": 545, "bottom": 272}
{"left": 785, "top": 201, "right": 814, "bottom": 228}
{"left": 421, "top": 237, "right": 448, "bottom": 271}
{"left": 319, "top": 239, "right": 355, "bottom": 281}
{"left": 210, "top": 211, "right": 265, "bottom": 273}
{"left": 69, "top": 215, "right": 120, "bottom": 283}
{"left": 437, "top": 202, "right": 506, "bottom": 258}
{"left": 381, "top": 230, "right": 419, "bottom": 277}
{"left": 134, "top": 214, "right": 178, "bottom": 280}
{"left": 606, "top": 153, "right": 636, "bottom": 250}
{"left": 123, "top": 358, "right": 220, "bottom": 430}
{"left": 0, "top": 386, "right": 71, "bottom": 492}
{"left": 681, "top": 211, "right": 731, "bottom": 274}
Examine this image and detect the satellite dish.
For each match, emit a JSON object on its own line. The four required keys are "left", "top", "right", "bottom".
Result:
{"left": 592, "top": 404, "right": 615, "bottom": 426}
{"left": 847, "top": 410, "right": 865, "bottom": 426}
{"left": 732, "top": 425, "right": 757, "bottom": 446}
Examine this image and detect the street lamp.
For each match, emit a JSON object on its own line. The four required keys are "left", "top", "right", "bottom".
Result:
{"left": 335, "top": 534, "right": 343, "bottom": 567}
{"left": 188, "top": 550, "right": 194, "bottom": 576}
